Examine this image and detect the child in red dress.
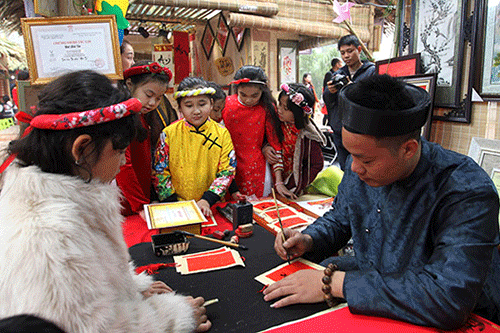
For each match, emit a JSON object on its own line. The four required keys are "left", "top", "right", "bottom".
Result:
{"left": 222, "top": 66, "right": 283, "bottom": 197}
{"left": 115, "top": 61, "right": 172, "bottom": 247}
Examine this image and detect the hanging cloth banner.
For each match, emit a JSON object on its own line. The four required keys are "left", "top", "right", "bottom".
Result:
{"left": 174, "top": 31, "right": 190, "bottom": 84}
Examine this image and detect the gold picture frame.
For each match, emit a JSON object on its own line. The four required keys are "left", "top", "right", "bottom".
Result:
{"left": 21, "top": 15, "right": 123, "bottom": 85}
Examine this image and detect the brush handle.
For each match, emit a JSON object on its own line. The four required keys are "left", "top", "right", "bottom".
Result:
{"left": 191, "top": 234, "right": 248, "bottom": 250}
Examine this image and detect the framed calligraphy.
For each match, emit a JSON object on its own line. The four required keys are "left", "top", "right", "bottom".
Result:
{"left": 21, "top": 15, "right": 122, "bottom": 85}
{"left": 412, "top": 0, "right": 471, "bottom": 122}
{"left": 277, "top": 40, "right": 298, "bottom": 90}
{"left": 201, "top": 21, "right": 215, "bottom": 60}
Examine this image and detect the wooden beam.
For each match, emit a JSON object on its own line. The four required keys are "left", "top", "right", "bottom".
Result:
{"left": 134, "top": 0, "right": 279, "bottom": 17}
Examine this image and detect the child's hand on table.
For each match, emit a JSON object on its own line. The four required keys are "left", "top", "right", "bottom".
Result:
{"left": 196, "top": 199, "right": 211, "bottom": 216}
{"left": 275, "top": 183, "right": 297, "bottom": 200}
{"left": 231, "top": 191, "right": 246, "bottom": 202}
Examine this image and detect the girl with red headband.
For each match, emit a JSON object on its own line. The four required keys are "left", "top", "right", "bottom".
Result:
{"left": 222, "top": 65, "right": 283, "bottom": 197}
{"left": 274, "top": 83, "right": 326, "bottom": 199}
{"left": 0, "top": 70, "right": 210, "bottom": 332}
{"left": 115, "top": 61, "right": 178, "bottom": 247}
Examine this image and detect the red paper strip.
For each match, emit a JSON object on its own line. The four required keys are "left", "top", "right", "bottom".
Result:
{"left": 273, "top": 216, "right": 309, "bottom": 229}
{"left": 186, "top": 251, "right": 236, "bottom": 272}
{"left": 254, "top": 201, "right": 283, "bottom": 211}
{"left": 265, "top": 208, "right": 296, "bottom": 220}
{"left": 181, "top": 247, "right": 228, "bottom": 259}
{"left": 265, "top": 261, "right": 316, "bottom": 282}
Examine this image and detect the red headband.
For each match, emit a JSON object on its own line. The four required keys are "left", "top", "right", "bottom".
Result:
{"left": 22, "top": 98, "right": 142, "bottom": 131}
{"left": 123, "top": 62, "right": 172, "bottom": 82}
{"left": 230, "top": 78, "right": 266, "bottom": 86}
{"left": 1, "top": 98, "right": 142, "bottom": 174}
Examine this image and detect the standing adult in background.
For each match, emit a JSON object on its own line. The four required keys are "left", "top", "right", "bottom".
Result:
{"left": 120, "top": 39, "right": 135, "bottom": 71}
{"left": 323, "top": 58, "right": 343, "bottom": 89}
{"left": 302, "top": 73, "right": 320, "bottom": 107}
{"left": 323, "top": 35, "right": 375, "bottom": 170}
{"left": 321, "top": 58, "right": 343, "bottom": 125}
{"left": 11, "top": 70, "right": 29, "bottom": 109}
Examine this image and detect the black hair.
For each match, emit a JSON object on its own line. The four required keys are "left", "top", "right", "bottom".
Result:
{"left": 119, "top": 60, "right": 171, "bottom": 141}
{"left": 344, "top": 74, "right": 415, "bottom": 111}
{"left": 338, "top": 34, "right": 361, "bottom": 49}
{"left": 302, "top": 73, "right": 311, "bottom": 82}
{"left": 207, "top": 81, "right": 226, "bottom": 101}
{"left": 176, "top": 76, "right": 213, "bottom": 105}
{"left": 120, "top": 38, "right": 132, "bottom": 54}
{"left": 345, "top": 74, "right": 420, "bottom": 149}
{"left": 278, "top": 83, "right": 313, "bottom": 130}
{"left": 233, "top": 66, "right": 283, "bottom": 141}
{"left": 2, "top": 95, "right": 9, "bottom": 103}
{"left": 17, "top": 70, "right": 30, "bottom": 81}
{"left": 7, "top": 70, "right": 140, "bottom": 179}
{"left": 331, "top": 58, "right": 342, "bottom": 68}
{"left": 120, "top": 60, "right": 171, "bottom": 91}
{"left": 0, "top": 314, "right": 66, "bottom": 333}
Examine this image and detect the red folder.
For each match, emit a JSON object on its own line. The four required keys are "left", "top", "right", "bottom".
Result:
{"left": 261, "top": 306, "right": 500, "bottom": 333}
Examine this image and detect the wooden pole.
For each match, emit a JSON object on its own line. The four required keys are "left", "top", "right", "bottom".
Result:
{"left": 328, "top": 0, "right": 375, "bottom": 62}
{"left": 342, "top": 20, "right": 374, "bottom": 62}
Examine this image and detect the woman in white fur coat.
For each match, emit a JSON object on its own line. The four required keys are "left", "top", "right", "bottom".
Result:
{"left": 0, "top": 70, "right": 210, "bottom": 333}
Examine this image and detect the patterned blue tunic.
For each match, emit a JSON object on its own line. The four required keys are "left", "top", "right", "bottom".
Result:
{"left": 303, "top": 139, "right": 500, "bottom": 329}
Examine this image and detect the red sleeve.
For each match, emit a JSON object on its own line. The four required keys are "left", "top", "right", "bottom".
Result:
{"left": 115, "top": 147, "right": 149, "bottom": 216}
{"left": 264, "top": 111, "right": 281, "bottom": 152}
{"left": 12, "top": 88, "right": 18, "bottom": 108}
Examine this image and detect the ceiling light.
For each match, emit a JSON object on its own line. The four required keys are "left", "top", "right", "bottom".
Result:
{"left": 138, "top": 26, "right": 149, "bottom": 38}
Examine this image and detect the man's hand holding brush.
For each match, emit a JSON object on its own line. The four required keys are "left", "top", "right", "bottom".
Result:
{"left": 274, "top": 228, "right": 313, "bottom": 262}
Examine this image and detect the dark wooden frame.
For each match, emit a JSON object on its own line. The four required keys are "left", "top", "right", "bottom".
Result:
{"left": 396, "top": 0, "right": 476, "bottom": 123}
{"left": 474, "top": 0, "right": 500, "bottom": 100}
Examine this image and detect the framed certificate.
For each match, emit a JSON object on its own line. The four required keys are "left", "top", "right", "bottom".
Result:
{"left": 144, "top": 200, "right": 207, "bottom": 230}
{"left": 21, "top": 15, "right": 122, "bottom": 85}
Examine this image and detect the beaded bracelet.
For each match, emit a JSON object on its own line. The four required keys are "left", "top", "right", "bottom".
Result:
{"left": 322, "top": 263, "right": 342, "bottom": 307}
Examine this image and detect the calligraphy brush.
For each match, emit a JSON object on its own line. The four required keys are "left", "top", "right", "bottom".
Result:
{"left": 175, "top": 230, "right": 248, "bottom": 250}
{"left": 271, "top": 188, "right": 291, "bottom": 265}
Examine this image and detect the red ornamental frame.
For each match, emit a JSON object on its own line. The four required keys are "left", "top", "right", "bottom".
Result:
{"left": 231, "top": 26, "right": 247, "bottom": 51}
{"left": 201, "top": 21, "right": 215, "bottom": 60}
{"left": 216, "top": 13, "right": 230, "bottom": 56}
{"left": 375, "top": 53, "right": 421, "bottom": 77}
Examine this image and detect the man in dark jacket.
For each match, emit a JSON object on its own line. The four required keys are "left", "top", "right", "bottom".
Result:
{"left": 265, "top": 75, "right": 500, "bottom": 330}
{"left": 323, "top": 35, "right": 375, "bottom": 170}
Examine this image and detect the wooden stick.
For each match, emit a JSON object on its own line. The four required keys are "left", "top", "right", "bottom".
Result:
{"left": 203, "top": 298, "right": 219, "bottom": 307}
{"left": 272, "top": 188, "right": 290, "bottom": 264}
{"left": 183, "top": 232, "right": 248, "bottom": 250}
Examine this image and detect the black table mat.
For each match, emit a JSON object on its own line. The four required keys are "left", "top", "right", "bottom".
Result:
{"left": 129, "top": 225, "right": 328, "bottom": 332}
